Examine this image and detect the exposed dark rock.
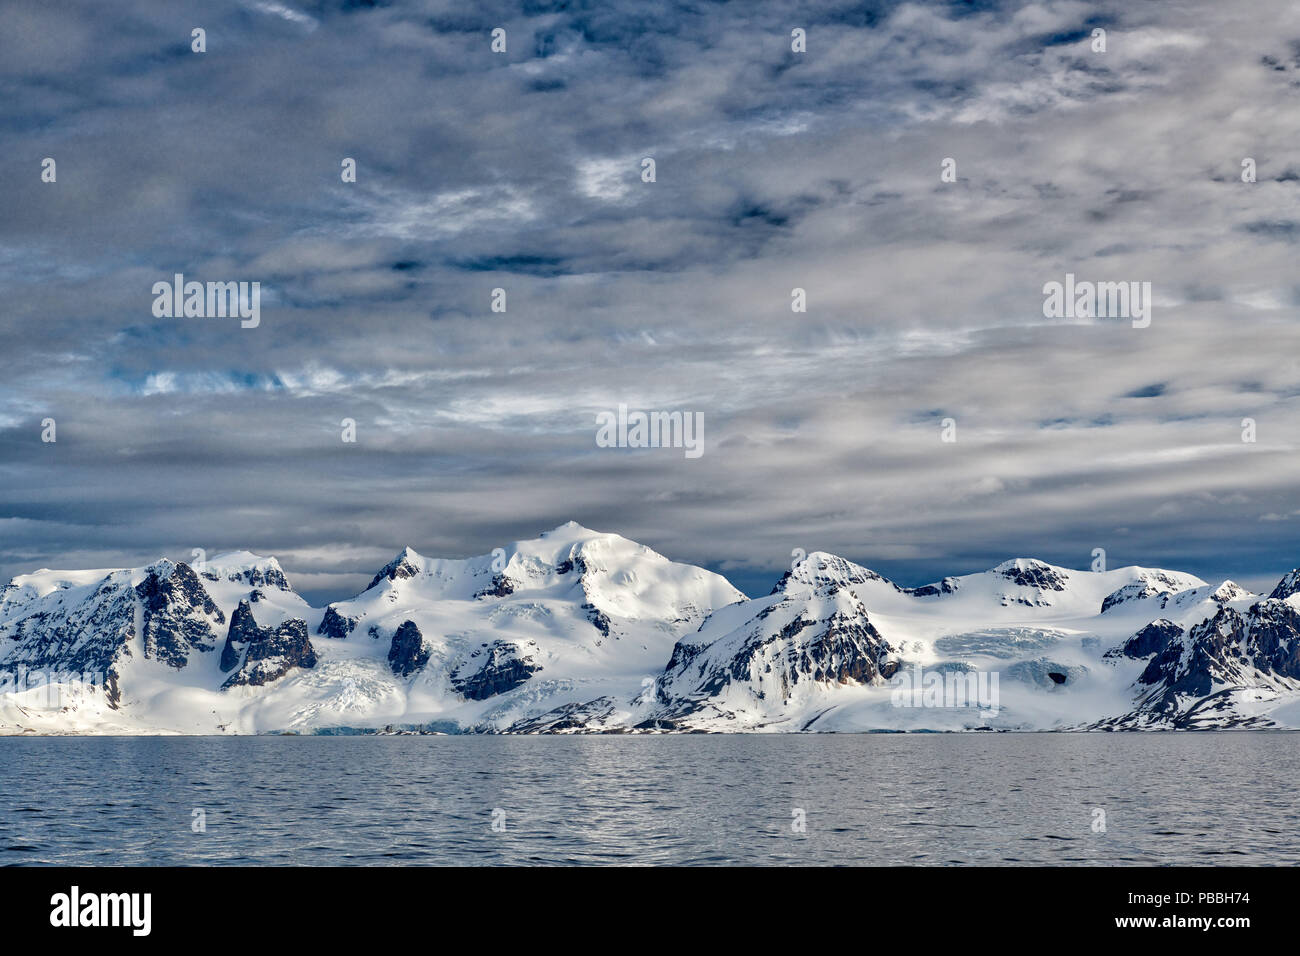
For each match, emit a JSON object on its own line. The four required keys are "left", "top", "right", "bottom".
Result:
{"left": 134, "top": 562, "right": 224, "bottom": 669}
{"left": 0, "top": 574, "right": 136, "bottom": 708}
{"left": 1210, "top": 581, "right": 1251, "bottom": 604}
{"left": 631, "top": 717, "right": 682, "bottom": 731}
{"left": 504, "top": 697, "right": 618, "bottom": 734}
{"left": 582, "top": 602, "right": 612, "bottom": 638}
{"left": 1235, "top": 600, "right": 1300, "bottom": 678}
{"left": 770, "top": 554, "right": 895, "bottom": 596}
{"left": 472, "top": 574, "right": 515, "bottom": 599}
{"left": 1129, "top": 599, "right": 1300, "bottom": 722}
{"left": 664, "top": 638, "right": 709, "bottom": 673}
{"left": 387, "top": 620, "right": 429, "bottom": 677}
{"left": 656, "top": 593, "right": 898, "bottom": 725}
{"left": 1268, "top": 569, "right": 1300, "bottom": 602}
{"left": 205, "top": 563, "right": 292, "bottom": 592}
{"left": 1101, "top": 572, "right": 1204, "bottom": 614}
{"left": 1101, "top": 582, "right": 1171, "bottom": 614}
{"left": 221, "top": 606, "right": 317, "bottom": 688}
{"left": 220, "top": 601, "right": 262, "bottom": 672}
{"left": 237, "top": 565, "right": 290, "bottom": 591}
{"left": 996, "top": 560, "right": 1068, "bottom": 592}
{"left": 1104, "top": 619, "right": 1183, "bottom": 660}
{"left": 366, "top": 548, "right": 422, "bottom": 591}
{"left": 767, "top": 572, "right": 791, "bottom": 596}
{"left": 316, "top": 605, "right": 358, "bottom": 639}
{"left": 451, "top": 641, "right": 540, "bottom": 699}
{"left": 905, "top": 577, "right": 960, "bottom": 597}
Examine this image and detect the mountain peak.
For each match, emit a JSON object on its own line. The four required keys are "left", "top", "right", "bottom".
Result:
{"left": 1268, "top": 568, "right": 1300, "bottom": 602}
{"left": 540, "top": 521, "right": 599, "bottom": 538}
{"left": 365, "top": 547, "right": 425, "bottom": 591}
{"left": 781, "top": 552, "right": 891, "bottom": 592}
{"left": 989, "top": 558, "right": 1069, "bottom": 592}
{"left": 991, "top": 557, "right": 1055, "bottom": 574}
{"left": 146, "top": 557, "right": 179, "bottom": 576}
{"left": 1210, "top": 580, "right": 1252, "bottom": 604}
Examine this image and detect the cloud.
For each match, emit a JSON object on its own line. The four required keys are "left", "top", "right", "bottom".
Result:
{"left": 2, "top": 0, "right": 1299, "bottom": 601}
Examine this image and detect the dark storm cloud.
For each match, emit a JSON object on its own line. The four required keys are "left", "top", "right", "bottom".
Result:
{"left": 2, "top": 0, "right": 1299, "bottom": 602}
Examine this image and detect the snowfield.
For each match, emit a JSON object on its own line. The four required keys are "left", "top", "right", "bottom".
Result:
{"left": 2, "top": 522, "right": 1298, "bottom": 734}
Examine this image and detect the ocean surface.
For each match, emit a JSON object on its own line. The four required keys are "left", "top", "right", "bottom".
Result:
{"left": 1, "top": 733, "right": 1295, "bottom": 865}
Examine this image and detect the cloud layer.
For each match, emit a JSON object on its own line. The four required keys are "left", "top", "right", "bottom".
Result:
{"left": 2, "top": 0, "right": 1299, "bottom": 600}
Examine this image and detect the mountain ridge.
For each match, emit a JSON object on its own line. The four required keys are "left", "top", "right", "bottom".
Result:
{"left": 2, "top": 523, "right": 1297, "bottom": 734}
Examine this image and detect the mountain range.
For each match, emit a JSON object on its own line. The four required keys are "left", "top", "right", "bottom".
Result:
{"left": 3, "top": 521, "right": 1299, "bottom": 733}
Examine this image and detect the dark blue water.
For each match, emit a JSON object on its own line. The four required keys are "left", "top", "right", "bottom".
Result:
{"left": 0, "top": 734, "right": 1295, "bottom": 865}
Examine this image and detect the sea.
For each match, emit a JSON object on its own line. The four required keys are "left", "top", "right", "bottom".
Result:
{"left": 1, "top": 733, "right": 1295, "bottom": 865}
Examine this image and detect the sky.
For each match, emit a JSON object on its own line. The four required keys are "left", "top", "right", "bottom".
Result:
{"left": 2, "top": 0, "right": 1299, "bottom": 603}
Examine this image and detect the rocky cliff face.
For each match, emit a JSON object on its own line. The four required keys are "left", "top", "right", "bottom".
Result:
{"left": 220, "top": 600, "right": 263, "bottom": 672}
{"left": 1137, "top": 601, "right": 1300, "bottom": 691}
{"left": 994, "top": 559, "right": 1069, "bottom": 597}
{"left": 1104, "top": 619, "right": 1183, "bottom": 660}
{"left": 0, "top": 560, "right": 233, "bottom": 708}
{"left": 628, "top": 554, "right": 900, "bottom": 730}
{"left": 1095, "top": 585, "right": 1300, "bottom": 728}
{"left": 316, "top": 605, "right": 358, "bottom": 639}
{"left": 0, "top": 573, "right": 138, "bottom": 706}
{"left": 1269, "top": 569, "right": 1300, "bottom": 602}
{"left": 220, "top": 600, "right": 317, "bottom": 688}
{"left": 387, "top": 620, "right": 430, "bottom": 677}
{"left": 366, "top": 549, "right": 423, "bottom": 591}
{"left": 137, "top": 562, "right": 226, "bottom": 669}
{"left": 451, "top": 640, "right": 541, "bottom": 699}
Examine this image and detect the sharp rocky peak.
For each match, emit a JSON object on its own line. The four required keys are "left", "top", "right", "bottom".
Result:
{"left": 1210, "top": 580, "right": 1252, "bottom": 603}
{"left": 990, "top": 558, "right": 1069, "bottom": 591}
{"left": 773, "top": 552, "right": 891, "bottom": 595}
{"left": 1269, "top": 568, "right": 1300, "bottom": 602}
{"left": 366, "top": 547, "right": 424, "bottom": 591}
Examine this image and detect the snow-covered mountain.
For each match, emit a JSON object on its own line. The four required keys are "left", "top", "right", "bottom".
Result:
{"left": 2, "top": 523, "right": 1298, "bottom": 733}
{"left": 0, "top": 523, "right": 743, "bottom": 733}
